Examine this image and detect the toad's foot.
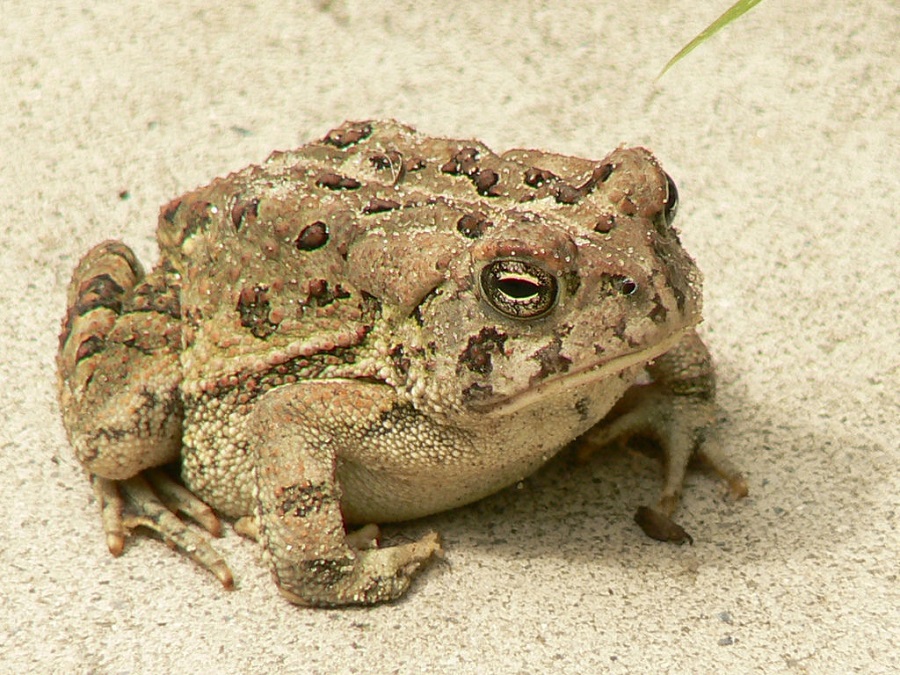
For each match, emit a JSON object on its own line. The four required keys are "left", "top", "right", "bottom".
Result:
{"left": 275, "top": 531, "right": 444, "bottom": 607}
{"left": 92, "top": 469, "right": 234, "bottom": 588}
{"left": 578, "top": 385, "right": 748, "bottom": 543}
{"left": 577, "top": 331, "right": 747, "bottom": 543}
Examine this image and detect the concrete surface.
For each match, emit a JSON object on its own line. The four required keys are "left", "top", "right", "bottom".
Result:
{"left": 2, "top": 1, "right": 897, "bottom": 672}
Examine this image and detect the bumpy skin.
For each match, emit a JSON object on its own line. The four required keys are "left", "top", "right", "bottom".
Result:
{"left": 58, "top": 120, "right": 746, "bottom": 606}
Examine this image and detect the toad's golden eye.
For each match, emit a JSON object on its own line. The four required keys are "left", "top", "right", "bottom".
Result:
{"left": 479, "top": 259, "right": 558, "bottom": 319}
{"left": 663, "top": 172, "right": 678, "bottom": 226}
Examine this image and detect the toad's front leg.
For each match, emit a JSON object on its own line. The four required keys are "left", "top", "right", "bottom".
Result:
{"left": 249, "top": 382, "right": 442, "bottom": 607}
{"left": 579, "top": 330, "right": 748, "bottom": 543}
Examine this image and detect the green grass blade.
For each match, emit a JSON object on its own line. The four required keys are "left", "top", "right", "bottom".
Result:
{"left": 658, "top": 0, "right": 765, "bottom": 79}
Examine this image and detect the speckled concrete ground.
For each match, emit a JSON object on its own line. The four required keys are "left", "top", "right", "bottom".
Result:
{"left": 2, "top": 2, "right": 897, "bottom": 672}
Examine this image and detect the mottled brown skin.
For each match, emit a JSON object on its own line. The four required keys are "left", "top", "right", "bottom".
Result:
{"left": 57, "top": 120, "right": 746, "bottom": 607}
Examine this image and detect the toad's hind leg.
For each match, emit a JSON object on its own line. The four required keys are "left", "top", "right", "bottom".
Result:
{"left": 58, "top": 241, "right": 182, "bottom": 480}
{"left": 57, "top": 241, "right": 231, "bottom": 587}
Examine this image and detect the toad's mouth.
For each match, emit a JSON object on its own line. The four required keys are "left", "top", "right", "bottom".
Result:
{"left": 467, "top": 328, "right": 688, "bottom": 417}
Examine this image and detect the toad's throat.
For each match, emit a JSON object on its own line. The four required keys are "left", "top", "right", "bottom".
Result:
{"left": 468, "top": 329, "right": 688, "bottom": 417}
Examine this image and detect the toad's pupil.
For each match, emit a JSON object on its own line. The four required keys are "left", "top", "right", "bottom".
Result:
{"left": 498, "top": 277, "right": 540, "bottom": 299}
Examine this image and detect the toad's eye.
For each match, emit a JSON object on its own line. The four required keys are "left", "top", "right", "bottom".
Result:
{"left": 663, "top": 172, "right": 678, "bottom": 226}
{"left": 480, "top": 260, "right": 558, "bottom": 319}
